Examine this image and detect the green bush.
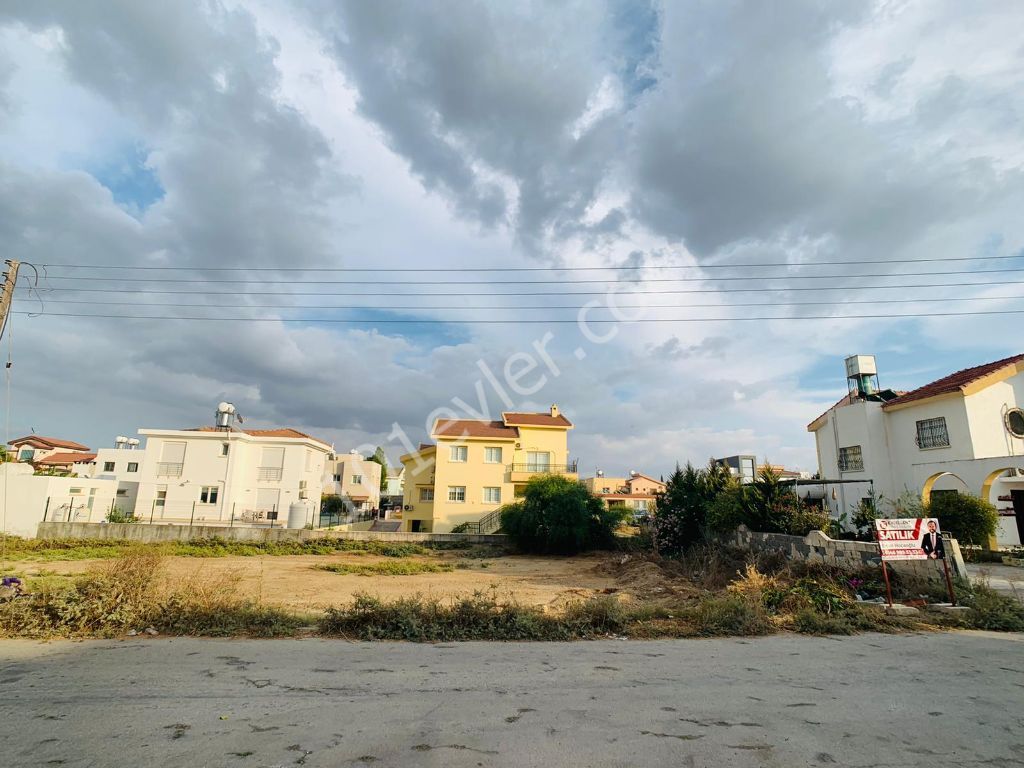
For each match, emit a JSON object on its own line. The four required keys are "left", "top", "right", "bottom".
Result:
{"left": 963, "top": 584, "right": 1024, "bottom": 631}
{"left": 925, "top": 493, "right": 999, "bottom": 547}
{"left": 500, "top": 475, "right": 624, "bottom": 555}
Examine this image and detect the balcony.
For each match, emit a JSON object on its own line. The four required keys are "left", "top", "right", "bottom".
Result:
{"left": 257, "top": 466, "right": 283, "bottom": 482}
{"left": 509, "top": 460, "right": 579, "bottom": 483}
{"left": 156, "top": 462, "right": 183, "bottom": 478}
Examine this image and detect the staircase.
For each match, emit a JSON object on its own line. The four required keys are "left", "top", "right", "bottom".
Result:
{"left": 463, "top": 508, "right": 503, "bottom": 535}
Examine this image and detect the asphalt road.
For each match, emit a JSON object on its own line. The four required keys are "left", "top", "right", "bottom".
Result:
{"left": 1, "top": 632, "right": 1022, "bottom": 768}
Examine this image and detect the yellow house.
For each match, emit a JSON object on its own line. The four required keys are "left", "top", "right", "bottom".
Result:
{"left": 399, "top": 405, "right": 576, "bottom": 532}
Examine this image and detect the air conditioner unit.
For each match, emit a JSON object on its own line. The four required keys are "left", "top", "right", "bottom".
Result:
{"left": 404, "top": 504, "right": 413, "bottom": 511}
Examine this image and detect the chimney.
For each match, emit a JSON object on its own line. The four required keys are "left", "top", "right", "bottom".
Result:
{"left": 550, "top": 404, "right": 559, "bottom": 418}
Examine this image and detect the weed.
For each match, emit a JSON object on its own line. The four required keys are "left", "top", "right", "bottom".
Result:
{"left": 962, "top": 584, "right": 1024, "bottom": 632}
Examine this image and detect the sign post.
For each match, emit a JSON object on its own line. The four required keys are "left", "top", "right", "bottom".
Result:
{"left": 875, "top": 518, "right": 956, "bottom": 605}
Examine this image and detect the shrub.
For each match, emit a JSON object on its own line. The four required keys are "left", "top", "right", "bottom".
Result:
{"left": 925, "top": 493, "right": 999, "bottom": 547}
{"left": 314, "top": 561, "right": 454, "bottom": 576}
{"left": 500, "top": 475, "right": 624, "bottom": 555}
{"left": 687, "top": 595, "right": 771, "bottom": 636}
{"left": 963, "top": 584, "right": 1024, "bottom": 632}
{"left": 705, "top": 486, "right": 746, "bottom": 535}
{"left": 105, "top": 509, "right": 137, "bottom": 524}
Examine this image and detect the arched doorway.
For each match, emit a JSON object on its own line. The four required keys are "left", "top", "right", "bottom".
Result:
{"left": 981, "top": 467, "right": 1024, "bottom": 548}
{"left": 921, "top": 472, "right": 969, "bottom": 506}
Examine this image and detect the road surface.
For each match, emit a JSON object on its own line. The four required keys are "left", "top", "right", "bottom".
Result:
{"left": 1, "top": 632, "right": 1022, "bottom": 767}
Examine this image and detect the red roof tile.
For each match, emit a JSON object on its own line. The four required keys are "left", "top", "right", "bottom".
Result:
{"left": 433, "top": 420, "right": 519, "bottom": 439}
{"left": 501, "top": 412, "right": 574, "bottom": 428}
{"left": 10, "top": 435, "right": 91, "bottom": 451}
{"left": 35, "top": 452, "right": 97, "bottom": 466}
{"left": 882, "top": 353, "right": 1024, "bottom": 410}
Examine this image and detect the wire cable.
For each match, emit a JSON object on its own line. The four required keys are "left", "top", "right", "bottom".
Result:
{"left": 11, "top": 295, "right": 1024, "bottom": 311}
{"left": 29, "top": 267, "right": 1024, "bottom": 284}
{"left": 13, "top": 279, "right": 1024, "bottom": 296}
{"left": 13, "top": 309, "right": 1024, "bottom": 323}
{"left": 37, "top": 252, "right": 1024, "bottom": 271}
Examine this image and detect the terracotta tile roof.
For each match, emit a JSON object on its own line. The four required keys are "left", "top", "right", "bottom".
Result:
{"left": 501, "top": 412, "right": 574, "bottom": 428}
{"left": 882, "top": 353, "right": 1024, "bottom": 410}
{"left": 628, "top": 473, "right": 665, "bottom": 486}
{"left": 35, "top": 452, "right": 97, "bottom": 466}
{"left": 10, "top": 435, "right": 91, "bottom": 451}
{"left": 187, "top": 425, "right": 327, "bottom": 443}
{"left": 433, "top": 419, "right": 519, "bottom": 439}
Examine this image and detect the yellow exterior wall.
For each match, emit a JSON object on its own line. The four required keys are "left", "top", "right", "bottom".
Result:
{"left": 400, "top": 420, "right": 574, "bottom": 533}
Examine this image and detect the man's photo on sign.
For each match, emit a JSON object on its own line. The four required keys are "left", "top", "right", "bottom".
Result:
{"left": 920, "top": 519, "right": 945, "bottom": 560}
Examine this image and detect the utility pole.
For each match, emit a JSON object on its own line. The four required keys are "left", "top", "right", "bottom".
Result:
{"left": 0, "top": 259, "right": 19, "bottom": 343}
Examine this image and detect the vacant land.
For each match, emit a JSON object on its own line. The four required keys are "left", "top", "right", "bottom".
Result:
{"left": 7, "top": 550, "right": 659, "bottom": 612}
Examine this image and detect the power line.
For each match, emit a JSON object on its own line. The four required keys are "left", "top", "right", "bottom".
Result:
{"left": 36, "top": 252, "right": 1024, "bottom": 271}
{"left": 13, "top": 279, "right": 1024, "bottom": 296}
{"left": 12, "top": 295, "right": 1024, "bottom": 311}
{"left": 29, "top": 268, "right": 1024, "bottom": 286}
{"left": 13, "top": 309, "right": 1024, "bottom": 323}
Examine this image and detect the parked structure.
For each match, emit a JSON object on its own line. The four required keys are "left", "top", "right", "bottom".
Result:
{"left": 399, "top": 405, "right": 576, "bottom": 533}
{"left": 808, "top": 353, "right": 1024, "bottom": 547}
{"left": 322, "top": 450, "right": 382, "bottom": 512}
{"left": 132, "top": 403, "right": 332, "bottom": 527}
{"left": 583, "top": 471, "right": 665, "bottom": 515}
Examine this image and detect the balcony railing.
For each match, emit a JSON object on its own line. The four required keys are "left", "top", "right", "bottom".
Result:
{"left": 156, "top": 462, "right": 183, "bottom": 477}
{"left": 257, "top": 466, "right": 283, "bottom": 481}
{"left": 510, "top": 461, "right": 578, "bottom": 475}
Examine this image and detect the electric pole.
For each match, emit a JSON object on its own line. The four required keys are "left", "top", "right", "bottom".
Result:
{"left": 0, "top": 259, "right": 19, "bottom": 343}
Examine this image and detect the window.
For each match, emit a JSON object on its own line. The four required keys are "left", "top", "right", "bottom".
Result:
{"left": 127, "top": 462, "right": 138, "bottom": 473}
{"left": 116, "top": 489, "right": 128, "bottom": 497}
{"left": 221, "top": 443, "right": 229, "bottom": 456}
{"left": 484, "top": 447, "right": 502, "bottom": 464}
{"left": 449, "top": 445, "right": 468, "bottom": 463}
{"left": 199, "top": 486, "right": 219, "bottom": 504}
{"left": 526, "top": 451, "right": 550, "bottom": 471}
{"left": 155, "top": 486, "right": 167, "bottom": 508}
{"left": 601, "top": 486, "right": 611, "bottom": 493}
{"left": 18, "top": 449, "right": 33, "bottom": 461}
{"left": 352, "top": 474, "right": 363, "bottom": 484}
{"left": 70, "top": 487, "right": 83, "bottom": 495}
{"left": 916, "top": 417, "right": 950, "bottom": 449}
{"left": 838, "top": 445, "right": 864, "bottom": 472}
{"left": 1006, "top": 408, "right": 1024, "bottom": 439}
{"left": 448, "top": 486, "right": 466, "bottom": 502}
{"left": 103, "top": 461, "right": 115, "bottom": 472}
{"left": 333, "top": 474, "right": 341, "bottom": 482}
{"left": 483, "top": 487, "right": 501, "bottom": 504}
{"left": 419, "top": 487, "right": 434, "bottom": 502}
{"left": 299, "top": 480, "right": 308, "bottom": 500}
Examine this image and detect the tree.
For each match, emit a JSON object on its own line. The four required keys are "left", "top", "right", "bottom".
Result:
{"left": 653, "top": 463, "right": 707, "bottom": 556}
{"left": 925, "top": 493, "right": 999, "bottom": 547}
{"left": 367, "top": 446, "right": 389, "bottom": 494}
{"left": 500, "top": 475, "right": 625, "bottom": 554}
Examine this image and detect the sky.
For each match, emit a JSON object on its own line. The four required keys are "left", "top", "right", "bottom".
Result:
{"left": 1, "top": 0, "right": 1023, "bottom": 477}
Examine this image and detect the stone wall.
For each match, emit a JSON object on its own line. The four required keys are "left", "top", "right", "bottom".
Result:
{"left": 726, "top": 525, "right": 967, "bottom": 580}
{"left": 36, "top": 521, "right": 507, "bottom": 546}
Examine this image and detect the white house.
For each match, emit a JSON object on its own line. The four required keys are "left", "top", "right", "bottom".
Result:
{"left": 79, "top": 437, "right": 146, "bottom": 515}
{"left": 132, "top": 419, "right": 332, "bottom": 527}
{"left": 808, "top": 353, "right": 1024, "bottom": 547}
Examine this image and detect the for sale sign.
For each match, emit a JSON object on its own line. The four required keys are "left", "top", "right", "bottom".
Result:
{"left": 875, "top": 518, "right": 945, "bottom": 561}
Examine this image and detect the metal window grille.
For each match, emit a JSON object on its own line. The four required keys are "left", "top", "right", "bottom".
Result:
{"left": 838, "top": 445, "right": 863, "bottom": 472}
{"left": 916, "top": 417, "right": 950, "bottom": 449}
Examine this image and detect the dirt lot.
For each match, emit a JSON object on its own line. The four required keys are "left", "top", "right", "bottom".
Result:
{"left": 20, "top": 550, "right": 697, "bottom": 613}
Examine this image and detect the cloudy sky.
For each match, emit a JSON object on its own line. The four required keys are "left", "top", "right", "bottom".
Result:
{"left": 1, "top": 0, "right": 1023, "bottom": 476}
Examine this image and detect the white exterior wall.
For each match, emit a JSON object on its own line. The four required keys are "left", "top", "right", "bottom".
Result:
{"left": 133, "top": 430, "right": 329, "bottom": 526}
{"left": 0, "top": 463, "right": 119, "bottom": 537}
{"left": 83, "top": 447, "right": 146, "bottom": 514}
{"left": 963, "top": 378, "right": 1024, "bottom": 458}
